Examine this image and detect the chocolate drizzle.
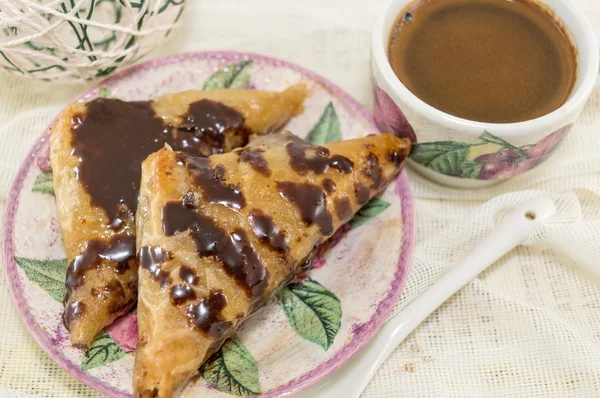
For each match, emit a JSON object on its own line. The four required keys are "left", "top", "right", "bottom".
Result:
{"left": 139, "top": 246, "right": 173, "bottom": 287}
{"left": 388, "top": 149, "right": 404, "bottom": 168}
{"left": 65, "top": 234, "right": 136, "bottom": 298}
{"left": 186, "top": 290, "right": 232, "bottom": 336}
{"left": 63, "top": 301, "right": 86, "bottom": 328}
{"left": 335, "top": 196, "right": 353, "bottom": 222}
{"left": 161, "top": 198, "right": 268, "bottom": 298}
{"left": 286, "top": 142, "right": 353, "bottom": 175}
{"left": 321, "top": 178, "right": 336, "bottom": 194}
{"left": 249, "top": 209, "right": 289, "bottom": 253}
{"left": 238, "top": 148, "right": 271, "bottom": 176}
{"left": 330, "top": 155, "right": 354, "bottom": 174}
{"left": 170, "top": 284, "right": 197, "bottom": 305}
{"left": 176, "top": 99, "right": 248, "bottom": 155}
{"left": 226, "top": 228, "right": 268, "bottom": 297}
{"left": 363, "top": 153, "right": 383, "bottom": 189}
{"left": 71, "top": 99, "right": 165, "bottom": 228}
{"left": 162, "top": 201, "right": 199, "bottom": 236}
{"left": 277, "top": 181, "right": 333, "bottom": 236}
{"left": 70, "top": 98, "right": 247, "bottom": 229}
{"left": 355, "top": 183, "right": 370, "bottom": 205}
{"left": 179, "top": 265, "right": 199, "bottom": 285}
{"left": 178, "top": 154, "right": 246, "bottom": 210}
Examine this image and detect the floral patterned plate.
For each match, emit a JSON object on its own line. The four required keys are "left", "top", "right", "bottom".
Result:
{"left": 3, "top": 52, "right": 415, "bottom": 398}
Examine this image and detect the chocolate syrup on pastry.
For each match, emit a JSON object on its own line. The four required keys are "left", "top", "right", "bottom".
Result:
{"left": 249, "top": 209, "right": 289, "bottom": 253}
{"left": 161, "top": 198, "right": 268, "bottom": 298}
{"left": 238, "top": 148, "right": 271, "bottom": 176}
{"left": 71, "top": 98, "right": 247, "bottom": 228}
{"left": 177, "top": 154, "right": 246, "bottom": 211}
{"left": 277, "top": 181, "right": 334, "bottom": 236}
{"left": 286, "top": 142, "right": 353, "bottom": 175}
{"left": 139, "top": 246, "right": 173, "bottom": 288}
{"left": 186, "top": 290, "right": 232, "bottom": 336}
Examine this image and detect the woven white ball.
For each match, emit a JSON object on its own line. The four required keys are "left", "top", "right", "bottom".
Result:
{"left": 0, "top": 0, "right": 184, "bottom": 82}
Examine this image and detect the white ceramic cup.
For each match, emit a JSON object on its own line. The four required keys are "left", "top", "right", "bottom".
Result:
{"left": 371, "top": 0, "right": 600, "bottom": 188}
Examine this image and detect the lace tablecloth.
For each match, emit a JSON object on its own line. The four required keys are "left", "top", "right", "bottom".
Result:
{"left": 1, "top": 0, "right": 599, "bottom": 396}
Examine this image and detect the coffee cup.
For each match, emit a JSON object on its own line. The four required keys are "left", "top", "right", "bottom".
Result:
{"left": 371, "top": 0, "right": 600, "bottom": 187}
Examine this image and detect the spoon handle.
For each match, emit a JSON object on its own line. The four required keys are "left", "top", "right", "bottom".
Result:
{"left": 300, "top": 197, "right": 557, "bottom": 398}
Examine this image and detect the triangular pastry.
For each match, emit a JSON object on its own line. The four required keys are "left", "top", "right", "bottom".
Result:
{"left": 49, "top": 84, "right": 307, "bottom": 346}
{"left": 133, "top": 131, "right": 411, "bottom": 397}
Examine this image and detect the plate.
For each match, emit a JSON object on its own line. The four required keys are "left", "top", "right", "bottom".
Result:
{"left": 3, "top": 51, "right": 415, "bottom": 398}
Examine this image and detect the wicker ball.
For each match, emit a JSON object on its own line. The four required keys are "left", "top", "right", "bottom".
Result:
{"left": 0, "top": 0, "right": 184, "bottom": 82}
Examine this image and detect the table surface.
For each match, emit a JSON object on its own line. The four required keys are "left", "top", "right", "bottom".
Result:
{"left": 1, "top": 0, "right": 600, "bottom": 397}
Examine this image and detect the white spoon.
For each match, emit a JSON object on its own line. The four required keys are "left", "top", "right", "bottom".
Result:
{"left": 296, "top": 196, "right": 557, "bottom": 398}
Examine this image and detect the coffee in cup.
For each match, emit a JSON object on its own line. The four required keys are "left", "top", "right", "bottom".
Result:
{"left": 387, "top": 0, "right": 577, "bottom": 123}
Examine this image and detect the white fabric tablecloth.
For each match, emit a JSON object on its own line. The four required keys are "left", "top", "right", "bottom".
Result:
{"left": 1, "top": 1, "right": 600, "bottom": 396}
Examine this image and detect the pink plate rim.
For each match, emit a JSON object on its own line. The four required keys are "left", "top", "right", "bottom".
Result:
{"left": 2, "top": 50, "right": 415, "bottom": 398}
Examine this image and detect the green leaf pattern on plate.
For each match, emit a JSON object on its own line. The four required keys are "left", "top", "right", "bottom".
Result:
{"left": 14, "top": 257, "right": 67, "bottom": 302}
{"left": 202, "top": 335, "right": 261, "bottom": 396}
{"left": 82, "top": 332, "right": 127, "bottom": 371}
{"left": 98, "top": 87, "right": 115, "bottom": 98}
{"left": 305, "top": 102, "right": 342, "bottom": 145}
{"left": 278, "top": 279, "right": 341, "bottom": 350}
{"left": 350, "top": 197, "right": 391, "bottom": 229}
{"left": 203, "top": 60, "right": 253, "bottom": 90}
{"left": 32, "top": 171, "right": 54, "bottom": 196}
{"left": 15, "top": 256, "right": 129, "bottom": 370}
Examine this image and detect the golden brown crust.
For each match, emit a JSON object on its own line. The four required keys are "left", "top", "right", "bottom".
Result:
{"left": 153, "top": 83, "right": 307, "bottom": 134}
{"left": 133, "top": 132, "right": 411, "bottom": 397}
{"left": 50, "top": 102, "right": 139, "bottom": 345}
{"left": 50, "top": 85, "right": 308, "bottom": 346}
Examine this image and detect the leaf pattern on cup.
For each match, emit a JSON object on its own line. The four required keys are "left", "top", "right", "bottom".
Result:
{"left": 373, "top": 86, "right": 416, "bottom": 142}
{"left": 410, "top": 141, "right": 483, "bottom": 179}
{"left": 410, "top": 126, "right": 571, "bottom": 180}
{"left": 475, "top": 126, "right": 571, "bottom": 180}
